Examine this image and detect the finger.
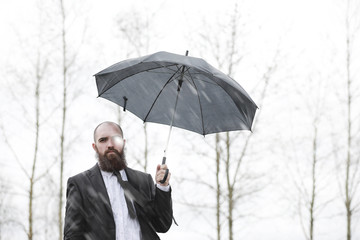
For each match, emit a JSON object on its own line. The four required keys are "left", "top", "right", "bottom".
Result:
{"left": 156, "top": 168, "right": 169, "bottom": 177}
{"left": 160, "top": 164, "right": 168, "bottom": 170}
{"left": 157, "top": 170, "right": 171, "bottom": 184}
{"left": 156, "top": 170, "right": 166, "bottom": 180}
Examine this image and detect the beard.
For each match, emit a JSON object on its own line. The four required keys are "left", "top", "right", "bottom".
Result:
{"left": 96, "top": 147, "right": 127, "bottom": 172}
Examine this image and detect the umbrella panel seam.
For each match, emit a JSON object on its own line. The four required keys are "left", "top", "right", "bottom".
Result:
{"left": 187, "top": 70, "right": 206, "bottom": 135}
{"left": 143, "top": 66, "right": 183, "bottom": 122}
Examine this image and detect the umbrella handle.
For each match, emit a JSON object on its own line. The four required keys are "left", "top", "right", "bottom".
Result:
{"left": 159, "top": 157, "right": 169, "bottom": 184}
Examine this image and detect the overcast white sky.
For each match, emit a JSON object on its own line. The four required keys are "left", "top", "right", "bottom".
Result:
{"left": 1, "top": 0, "right": 359, "bottom": 239}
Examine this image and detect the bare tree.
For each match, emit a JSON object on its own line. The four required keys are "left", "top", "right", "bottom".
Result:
{"left": 179, "top": 3, "right": 281, "bottom": 239}
{"left": 221, "top": 63, "right": 275, "bottom": 240}
{"left": 287, "top": 73, "right": 335, "bottom": 240}
{"left": 342, "top": 0, "right": 360, "bottom": 239}
{"left": 195, "top": 7, "right": 246, "bottom": 239}
{"left": 29, "top": 48, "right": 47, "bottom": 240}
{"left": 325, "top": 1, "right": 360, "bottom": 239}
{"left": 1, "top": 31, "right": 51, "bottom": 240}
{"left": 58, "top": 1, "right": 67, "bottom": 238}
{"left": 56, "top": 0, "right": 87, "bottom": 238}
{"left": 309, "top": 118, "right": 319, "bottom": 240}
{"left": 215, "top": 133, "right": 222, "bottom": 240}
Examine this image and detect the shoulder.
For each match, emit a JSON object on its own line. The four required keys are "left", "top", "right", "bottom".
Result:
{"left": 68, "top": 164, "right": 98, "bottom": 183}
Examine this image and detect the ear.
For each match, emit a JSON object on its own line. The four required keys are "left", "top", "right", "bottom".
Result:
{"left": 92, "top": 143, "right": 97, "bottom": 151}
{"left": 123, "top": 139, "right": 126, "bottom": 148}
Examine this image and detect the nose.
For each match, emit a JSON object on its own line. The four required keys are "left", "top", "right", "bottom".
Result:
{"left": 107, "top": 138, "right": 115, "bottom": 148}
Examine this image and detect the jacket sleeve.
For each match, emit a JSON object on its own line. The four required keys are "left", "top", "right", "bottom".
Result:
{"left": 148, "top": 174, "right": 173, "bottom": 233}
{"left": 63, "top": 177, "right": 86, "bottom": 240}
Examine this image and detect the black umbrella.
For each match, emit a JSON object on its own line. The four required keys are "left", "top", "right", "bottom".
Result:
{"left": 94, "top": 51, "right": 258, "bottom": 182}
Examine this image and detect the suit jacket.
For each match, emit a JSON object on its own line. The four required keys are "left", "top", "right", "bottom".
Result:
{"left": 63, "top": 164, "right": 173, "bottom": 240}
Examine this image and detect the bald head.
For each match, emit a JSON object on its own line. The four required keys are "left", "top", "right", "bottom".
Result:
{"left": 93, "top": 121, "right": 123, "bottom": 142}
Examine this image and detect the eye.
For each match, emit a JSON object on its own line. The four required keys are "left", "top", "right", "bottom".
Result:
{"left": 112, "top": 136, "right": 124, "bottom": 145}
{"left": 98, "top": 137, "right": 107, "bottom": 143}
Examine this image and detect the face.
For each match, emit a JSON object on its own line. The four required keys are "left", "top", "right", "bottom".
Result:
{"left": 92, "top": 123, "right": 127, "bottom": 171}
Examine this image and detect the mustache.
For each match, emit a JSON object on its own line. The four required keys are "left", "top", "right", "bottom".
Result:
{"left": 105, "top": 148, "right": 121, "bottom": 155}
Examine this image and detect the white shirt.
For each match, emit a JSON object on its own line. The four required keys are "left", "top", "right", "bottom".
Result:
{"left": 101, "top": 170, "right": 141, "bottom": 240}
{"left": 100, "top": 169, "right": 170, "bottom": 240}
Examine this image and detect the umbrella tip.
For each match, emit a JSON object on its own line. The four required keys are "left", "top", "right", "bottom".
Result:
{"left": 185, "top": 50, "right": 189, "bottom": 56}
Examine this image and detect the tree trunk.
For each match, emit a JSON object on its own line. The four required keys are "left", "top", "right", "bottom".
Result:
{"left": 215, "top": 133, "right": 221, "bottom": 240}
{"left": 225, "top": 132, "right": 233, "bottom": 240}
{"left": 28, "top": 52, "right": 42, "bottom": 240}
{"left": 309, "top": 123, "right": 318, "bottom": 240}
{"left": 58, "top": 0, "right": 67, "bottom": 239}
{"left": 143, "top": 123, "right": 148, "bottom": 172}
{"left": 345, "top": 1, "right": 352, "bottom": 239}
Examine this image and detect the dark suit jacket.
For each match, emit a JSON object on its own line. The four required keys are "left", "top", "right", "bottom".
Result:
{"left": 63, "top": 164, "right": 173, "bottom": 240}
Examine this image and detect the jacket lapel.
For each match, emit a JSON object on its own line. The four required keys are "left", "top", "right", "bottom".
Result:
{"left": 87, "top": 164, "right": 113, "bottom": 217}
{"left": 125, "top": 167, "right": 153, "bottom": 202}
{"left": 125, "top": 167, "right": 144, "bottom": 192}
{"left": 124, "top": 168, "right": 136, "bottom": 187}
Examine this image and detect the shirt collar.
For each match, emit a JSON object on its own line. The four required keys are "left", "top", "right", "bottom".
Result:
{"left": 100, "top": 168, "right": 128, "bottom": 181}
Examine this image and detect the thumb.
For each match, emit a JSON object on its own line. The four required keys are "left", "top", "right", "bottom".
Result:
{"left": 156, "top": 164, "right": 161, "bottom": 172}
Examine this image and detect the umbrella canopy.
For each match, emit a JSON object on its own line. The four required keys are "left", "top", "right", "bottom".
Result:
{"left": 94, "top": 51, "right": 258, "bottom": 136}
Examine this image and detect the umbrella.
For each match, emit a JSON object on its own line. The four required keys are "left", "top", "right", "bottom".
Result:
{"left": 94, "top": 51, "right": 258, "bottom": 182}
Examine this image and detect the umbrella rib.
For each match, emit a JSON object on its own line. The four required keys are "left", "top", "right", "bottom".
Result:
{"left": 97, "top": 62, "right": 179, "bottom": 96}
{"left": 183, "top": 69, "right": 219, "bottom": 86}
{"left": 188, "top": 71, "right": 206, "bottom": 135}
{"left": 143, "top": 65, "right": 183, "bottom": 122}
{"left": 180, "top": 67, "right": 200, "bottom": 89}
{"left": 147, "top": 64, "right": 179, "bottom": 74}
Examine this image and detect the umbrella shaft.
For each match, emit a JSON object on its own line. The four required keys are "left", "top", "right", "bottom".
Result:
{"left": 163, "top": 84, "right": 182, "bottom": 161}
{"left": 177, "top": 65, "right": 186, "bottom": 91}
{"left": 163, "top": 63, "right": 186, "bottom": 162}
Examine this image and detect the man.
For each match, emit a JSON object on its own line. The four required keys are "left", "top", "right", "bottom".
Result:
{"left": 64, "top": 121, "right": 173, "bottom": 240}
